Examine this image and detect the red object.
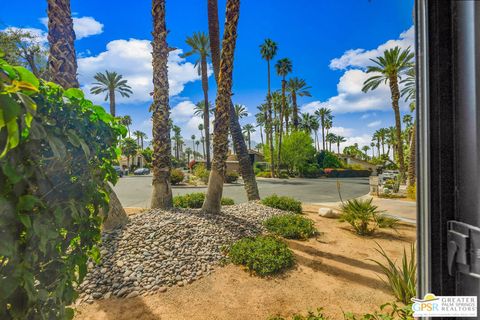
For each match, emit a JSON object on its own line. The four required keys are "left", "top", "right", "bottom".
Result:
{"left": 188, "top": 160, "right": 196, "bottom": 169}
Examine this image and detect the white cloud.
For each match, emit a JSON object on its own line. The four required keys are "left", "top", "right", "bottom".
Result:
{"left": 329, "top": 26, "right": 414, "bottom": 70}
{"left": 367, "top": 120, "right": 382, "bottom": 128}
{"left": 77, "top": 39, "right": 203, "bottom": 104}
{"left": 329, "top": 126, "right": 354, "bottom": 137}
{"left": 360, "top": 112, "right": 376, "bottom": 119}
{"left": 40, "top": 16, "right": 104, "bottom": 40}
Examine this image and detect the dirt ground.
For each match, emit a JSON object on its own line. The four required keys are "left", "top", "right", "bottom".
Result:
{"left": 75, "top": 204, "right": 416, "bottom": 320}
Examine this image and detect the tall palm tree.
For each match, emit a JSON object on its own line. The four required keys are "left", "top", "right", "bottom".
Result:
{"left": 133, "top": 130, "right": 147, "bottom": 149}
{"left": 326, "top": 132, "right": 336, "bottom": 152}
{"left": 172, "top": 125, "right": 182, "bottom": 160}
{"left": 234, "top": 104, "right": 248, "bottom": 119}
{"left": 195, "top": 140, "right": 200, "bottom": 157}
{"left": 286, "top": 77, "right": 311, "bottom": 130}
{"left": 372, "top": 131, "right": 381, "bottom": 156}
{"left": 362, "top": 46, "right": 414, "bottom": 180}
{"left": 314, "top": 107, "right": 332, "bottom": 151}
{"left": 335, "top": 135, "right": 346, "bottom": 154}
{"left": 255, "top": 109, "right": 266, "bottom": 145}
{"left": 362, "top": 145, "right": 370, "bottom": 160}
{"left": 198, "top": 123, "right": 206, "bottom": 158}
{"left": 47, "top": 0, "right": 127, "bottom": 228}
{"left": 275, "top": 58, "right": 293, "bottom": 175}
{"left": 203, "top": 0, "right": 241, "bottom": 213}
{"left": 208, "top": 0, "right": 259, "bottom": 201}
{"left": 370, "top": 142, "right": 376, "bottom": 158}
{"left": 401, "top": 66, "right": 416, "bottom": 186}
{"left": 90, "top": 71, "right": 133, "bottom": 117}
{"left": 299, "top": 113, "right": 318, "bottom": 149}
{"left": 194, "top": 101, "right": 214, "bottom": 118}
{"left": 151, "top": 0, "right": 173, "bottom": 209}
{"left": 120, "top": 115, "right": 132, "bottom": 138}
{"left": 242, "top": 124, "right": 256, "bottom": 149}
{"left": 183, "top": 32, "right": 211, "bottom": 169}
{"left": 191, "top": 134, "right": 196, "bottom": 159}
{"left": 260, "top": 38, "right": 278, "bottom": 177}
{"left": 47, "top": 0, "right": 78, "bottom": 89}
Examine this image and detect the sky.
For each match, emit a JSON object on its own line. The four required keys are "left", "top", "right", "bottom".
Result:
{"left": 2, "top": 0, "right": 415, "bottom": 151}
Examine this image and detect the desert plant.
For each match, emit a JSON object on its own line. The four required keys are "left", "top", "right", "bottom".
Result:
{"left": 339, "top": 198, "right": 397, "bottom": 235}
{"left": 173, "top": 192, "right": 234, "bottom": 208}
{"left": 170, "top": 168, "right": 185, "bottom": 185}
{"left": 261, "top": 195, "right": 302, "bottom": 214}
{"left": 369, "top": 243, "right": 416, "bottom": 305}
{"left": 269, "top": 308, "right": 330, "bottom": 320}
{"left": 264, "top": 215, "right": 317, "bottom": 240}
{"left": 343, "top": 302, "right": 414, "bottom": 320}
{"left": 225, "top": 171, "right": 239, "bottom": 183}
{"left": 229, "top": 235, "right": 294, "bottom": 276}
{"left": 193, "top": 163, "right": 210, "bottom": 184}
{"left": 257, "top": 171, "right": 272, "bottom": 178}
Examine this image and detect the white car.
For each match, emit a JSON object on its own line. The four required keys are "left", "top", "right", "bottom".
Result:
{"left": 380, "top": 170, "right": 399, "bottom": 184}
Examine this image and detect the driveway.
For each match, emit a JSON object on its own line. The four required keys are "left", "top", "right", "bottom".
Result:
{"left": 112, "top": 176, "right": 370, "bottom": 208}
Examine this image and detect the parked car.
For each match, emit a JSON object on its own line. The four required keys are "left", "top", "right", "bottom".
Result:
{"left": 379, "top": 170, "right": 399, "bottom": 184}
{"left": 113, "top": 166, "right": 123, "bottom": 177}
{"left": 134, "top": 168, "right": 150, "bottom": 175}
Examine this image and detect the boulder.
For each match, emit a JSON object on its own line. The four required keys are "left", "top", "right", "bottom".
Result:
{"left": 318, "top": 207, "right": 340, "bottom": 218}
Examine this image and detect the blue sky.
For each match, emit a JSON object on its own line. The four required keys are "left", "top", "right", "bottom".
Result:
{"left": 2, "top": 0, "right": 414, "bottom": 150}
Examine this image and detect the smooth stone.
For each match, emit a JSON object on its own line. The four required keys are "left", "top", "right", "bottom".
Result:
{"left": 318, "top": 207, "right": 340, "bottom": 218}
{"left": 126, "top": 291, "right": 139, "bottom": 299}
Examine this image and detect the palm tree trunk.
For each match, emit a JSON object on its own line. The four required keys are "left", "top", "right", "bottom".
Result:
{"left": 259, "top": 125, "right": 264, "bottom": 145}
{"left": 292, "top": 93, "right": 299, "bottom": 130}
{"left": 207, "top": 0, "right": 260, "bottom": 200}
{"left": 337, "top": 142, "right": 340, "bottom": 154}
{"left": 389, "top": 76, "right": 406, "bottom": 180}
{"left": 151, "top": 0, "right": 173, "bottom": 209}
{"left": 267, "top": 61, "right": 275, "bottom": 178}
{"left": 276, "top": 78, "right": 286, "bottom": 176}
{"left": 109, "top": 88, "right": 116, "bottom": 117}
{"left": 200, "top": 56, "right": 211, "bottom": 170}
{"left": 408, "top": 121, "right": 416, "bottom": 186}
{"left": 321, "top": 119, "right": 325, "bottom": 151}
{"left": 47, "top": 0, "right": 79, "bottom": 89}
{"left": 203, "top": 0, "right": 241, "bottom": 213}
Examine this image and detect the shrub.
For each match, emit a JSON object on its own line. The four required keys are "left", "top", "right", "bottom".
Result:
{"left": 225, "top": 171, "right": 239, "bottom": 183}
{"left": 170, "top": 168, "right": 185, "bottom": 185}
{"left": 256, "top": 171, "right": 272, "bottom": 178}
{"left": 323, "top": 169, "right": 371, "bottom": 178}
{"left": 173, "top": 192, "right": 234, "bottom": 208}
{"left": 369, "top": 243, "right": 416, "bottom": 305}
{"left": 228, "top": 236, "right": 294, "bottom": 276}
{"left": 406, "top": 183, "right": 416, "bottom": 200}
{"left": 278, "top": 171, "right": 290, "bottom": 179}
{"left": 264, "top": 215, "right": 317, "bottom": 240}
{"left": 193, "top": 163, "right": 210, "bottom": 183}
{"left": 269, "top": 308, "right": 330, "bottom": 320}
{"left": 0, "top": 60, "right": 124, "bottom": 319}
{"left": 299, "top": 163, "right": 323, "bottom": 178}
{"left": 316, "top": 150, "right": 342, "bottom": 169}
{"left": 261, "top": 195, "right": 302, "bottom": 214}
{"left": 343, "top": 302, "right": 414, "bottom": 320}
{"left": 339, "top": 198, "right": 397, "bottom": 235}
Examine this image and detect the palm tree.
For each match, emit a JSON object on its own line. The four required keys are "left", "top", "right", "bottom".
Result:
{"left": 90, "top": 71, "right": 133, "bottom": 117}
{"left": 47, "top": 0, "right": 78, "bottom": 89}
{"left": 260, "top": 38, "right": 278, "bottom": 177}
{"left": 362, "top": 145, "right": 370, "bottom": 160}
{"left": 372, "top": 131, "right": 381, "bottom": 156}
{"left": 370, "top": 142, "right": 376, "bottom": 158}
{"left": 286, "top": 77, "right": 311, "bottom": 130}
{"left": 183, "top": 32, "right": 211, "bottom": 169}
{"left": 299, "top": 113, "right": 317, "bottom": 148}
{"left": 191, "top": 134, "right": 196, "bottom": 160}
{"left": 120, "top": 115, "right": 132, "bottom": 138}
{"left": 133, "top": 130, "right": 147, "bottom": 149}
{"left": 401, "top": 66, "right": 416, "bottom": 186}
{"left": 314, "top": 107, "right": 332, "bottom": 151}
{"left": 335, "top": 135, "right": 346, "bottom": 154}
{"left": 151, "top": 0, "right": 173, "bottom": 209}
{"left": 275, "top": 58, "right": 293, "bottom": 175}
{"left": 326, "top": 133, "right": 336, "bottom": 152}
{"left": 172, "top": 125, "right": 182, "bottom": 160}
{"left": 198, "top": 123, "right": 206, "bottom": 158}
{"left": 255, "top": 108, "right": 266, "bottom": 145}
{"left": 234, "top": 104, "right": 248, "bottom": 119}
{"left": 194, "top": 101, "right": 214, "bottom": 118}
{"left": 376, "top": 128, "right": 387, "bottom": 156}
{"left": 46, "top": 0, "right": 127, "bottom": 228}
{"left": 195, "top": 140, "right": 200, "bottom": 157}
{"left": 203, "top": 0, "right": 241, "bottom": 213}
{"left": 362, "top": 46, "right": 414, "bottom": 181}
{"left": 242, "top": 124, "right": 256, "bottom": 149}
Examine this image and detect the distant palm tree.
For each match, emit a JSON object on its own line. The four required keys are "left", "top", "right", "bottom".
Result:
{"left": 90, "top": 71, "right": 133, "bottom": 117}
{"left": 335, "top": 135, "right": 346, "bottom": 154}
{"left": 401, "top": 66, "right": 416, "bottom": 186}
{"left": 299, "top": 113, "right": 318, "bottom": 149}
{"left": 120, "top": 115, "right": 132, "bottom": 137}
{"left": 370, "top": 142, "right": 376, "bottom": 158}
{"left": 255, "top": 108, "right": 266, "bottom": 145}
{"left": 275, "top": 57, "right": 293, "bottom": 175}
{"left": 172, "top": 125, "right": 182, "bottom": 160}
{"left": 362, "top": 145, "right": 370, "bottom": 160}
{"left": 191, "top": 134, "right": 196, "bottom": 159}
{"left": 195, "top": 140, "right": 200, "bottom": 157}
{"left": 242, "top": 124, "right": 256, "bottom": 149}
{"left": 286, "top": 77, "right": 311, "bottom": 130}
{"left": 260, "top": 38, "right": 278, "bottom": 177}
{"left": 194, "top": 101, "right": 214, "bottom": 118}
{"left": 362, "top": 46, "right": 414, "bottom": 180}
{"left": 314, "top": 107, "right": 332, "bottom": 151}
{"left": 183, "top": 32, "right": 211, "bottom": 169}
{"left": 133, "top": 130, "right": 147, "bottom": 150}
{"left": 234, "top": 104, "right": 248, "bottom": 119}
{"left": 326, "top": 133, "right": 336, "bottom": 152}
{"left": 198, "top": 123, "right": 205, "bottom": 158}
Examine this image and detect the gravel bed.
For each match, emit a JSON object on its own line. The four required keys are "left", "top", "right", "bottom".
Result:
{"left": 76, "top": 202, "right": 286, "bottom": 304}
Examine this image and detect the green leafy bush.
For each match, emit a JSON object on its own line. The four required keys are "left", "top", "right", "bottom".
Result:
{"left": 323, "top": 169, "right": 371, "bottom": 178}
{"left": 170, "top": 168, "right": 185, "bottom": 185}
{"left": 339, "top": 198, "right": 397, "bottom": 235}
{"left": 193, "top": 163, "right": 210, "bottom": 183}
{"left": 299, "top": 163, "right": 323, "bottom": 178}
{"left": 256, "top": 171, "right": 272, "bottom": 178}
{"left": 0, "top": 59, "right": 124, "bottom": 319}
{"left": 369, "top": 243, "right": 416, "bottom": 305}
{"left": 269, "top": 308, "right": 330, "bottom": 320}
{"left": 264, "top": 214, "right": 317, "bottom": 240}
{"left": 261, "top": 195, "right": 302, "bottom": 214}
{"left": 343, "top": 302, "right": 414, "bottom": 320}
{"left": 225, "top": 171, "right": 239, "bottom": 183}
{"left": 316, "top": 150, "right": 343, "bottom": 169}
{"left": 173, "top": 192, "right": 234, "bottom": 208}
{"left": 406, "top": 183, "right": 416, "bottom": 200}
{"left": 228, "top": 236, "right": 294, "bottom": 276}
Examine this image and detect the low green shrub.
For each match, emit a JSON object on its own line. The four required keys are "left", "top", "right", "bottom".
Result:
{"left": 229, "top": 236, "right": 294, "bottom": 276}
{"left": 343, "top": 302, "right": 414, "bottom": 320}
{"left": 323, "top": 169, "right": 371, "bottom": 178}
{"left": 406, "top": 183, "right": 416, "bottom": 200}
{"left": 256, "top": 171, "right": 272, "bottom": 178}
{"left": 173, "top": 192, "right": 234, "bottom": 208}
{"left": 339, "top": 198, "right": 397, "bottom": 235}
{"left": 299, "top": 163, "right": 323, "bottom": 178}
{"left": 170, "top": 168, "right": 185, "bottom": 185}
{"left": 193, "top": 163, "right": 210, "bottom": 183}
{"left": 264, "top": 215, "right": 317, "bottom": 240}
{"left": 369, "top": 243, "right": 416, "bottom": 305}
{"left": 278, "top": 171, "right": 290, "bottom": 179}
{"left": 269, "top": 308, "right": 330, "bottom": 320}
{"left": 261, "top": 195, "right": 302, "bottom": 214}
{"left": 225, "top": 171, "right": 239, "bottom": 183}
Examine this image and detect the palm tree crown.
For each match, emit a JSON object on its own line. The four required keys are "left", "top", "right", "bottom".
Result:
{"left": 260, "top": 38, "right": 278, "bottom": 61}
{"left": 182, "top": 32, "right": 210, "bottom": 75}
{"left": 90, "top": 70, "right": 133, "bottom": 117}
{"left": 275, "top": 58, "right": 293, "bottom": 78}
{"left": 234, "top": 104, "right": 248, "bottom": 119}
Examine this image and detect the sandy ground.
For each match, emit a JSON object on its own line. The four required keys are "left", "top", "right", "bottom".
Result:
{"left": 75, "top": 205, "right": 416, "bottom": 320}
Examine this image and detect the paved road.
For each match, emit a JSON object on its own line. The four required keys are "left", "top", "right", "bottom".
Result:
{"left": 113, "top": 176, "right": 369, "bottom": 208}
